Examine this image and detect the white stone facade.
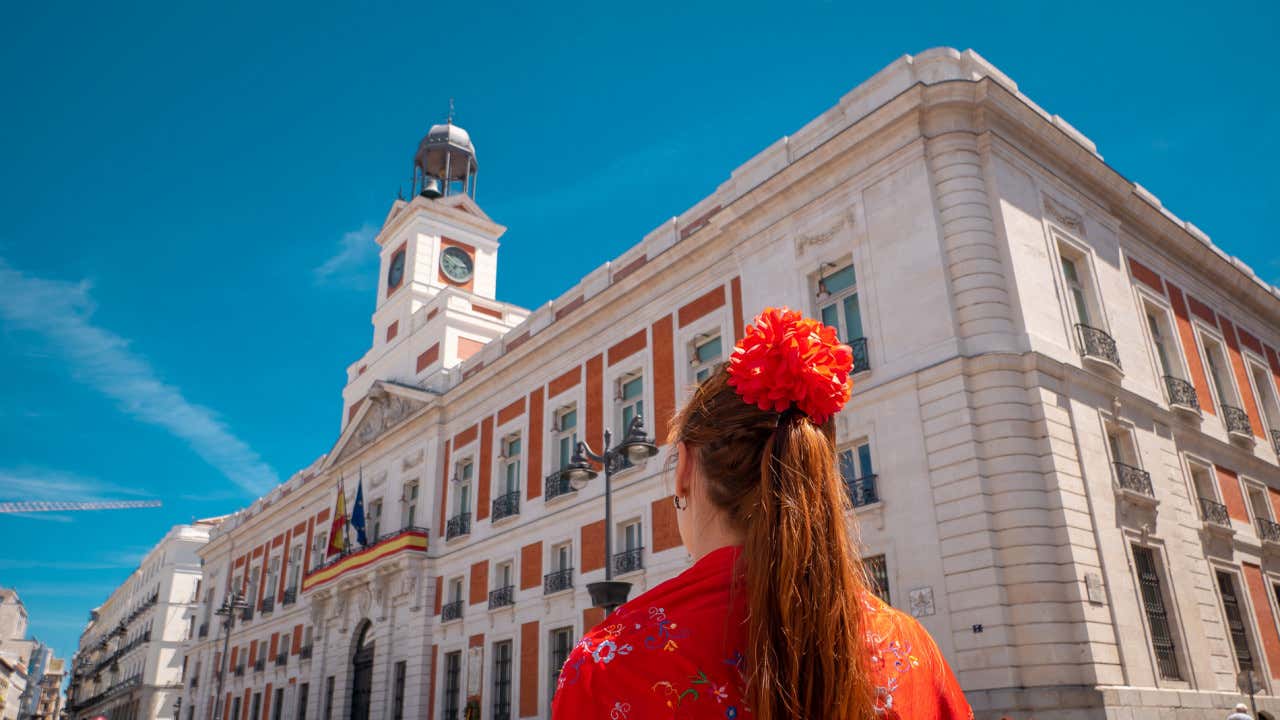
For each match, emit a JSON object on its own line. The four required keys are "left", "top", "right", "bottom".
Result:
{"left": 178, "top": 47, "right": 1280, "bottom": 720}
{"left": 66, "top": 522, "right": 215, "bottom": 720}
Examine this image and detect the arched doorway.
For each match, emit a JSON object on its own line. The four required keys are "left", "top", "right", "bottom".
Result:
{"left": 350, "top": 620, "right": 374, "bottom": 720}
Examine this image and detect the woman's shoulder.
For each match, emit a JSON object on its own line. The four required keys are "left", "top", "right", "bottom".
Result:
{"left": 860, "top": 594, "right": 974, "bottom": 720}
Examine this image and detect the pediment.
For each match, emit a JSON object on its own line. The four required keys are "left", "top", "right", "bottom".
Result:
{"left": 328, "top": 382, "right": 433, "bottom": 466}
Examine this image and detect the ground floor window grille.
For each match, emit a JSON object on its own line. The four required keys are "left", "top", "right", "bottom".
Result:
{"left": 1132, "top": 546, "right": 1180, "bottom": 679}
{"left": 322, "top": 676, "right": 334, "bottom": 720}
{"left": 296, "top": 682, "right": 308, "bottom": 720}
{"left": 1217, "top": 571, "right": 1255, "bottom": 673}
{"left": 392, "top": 660, "right": 406, "bottom": 720}
{"left": 863, "top": 554, "right": 889, "bottom": 604}
{"left": 493, "top": 640, "right": 513, "bottom": 720}
{"left": 549, "top": 627, "right": 574, "bottom": 700}
{"left": 443, "top": 651, "right": 462, "bottom": 720}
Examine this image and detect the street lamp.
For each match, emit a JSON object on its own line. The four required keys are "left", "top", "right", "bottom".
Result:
{"left": 210, "top": 592, "right": 249, "bottom": 720}
{"left": 564, "top": 414, "right": 659, "bottom": 614}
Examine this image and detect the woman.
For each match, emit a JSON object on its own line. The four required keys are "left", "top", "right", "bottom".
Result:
{"left": 552, "top": 308, "right": 971, "bottom": 719}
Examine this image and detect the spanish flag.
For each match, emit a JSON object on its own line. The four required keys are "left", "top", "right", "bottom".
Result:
{"left": 327, "top": 476, "right": 349, "bottom": 557}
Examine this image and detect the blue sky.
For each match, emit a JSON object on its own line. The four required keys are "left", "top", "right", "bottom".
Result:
{"left": 1, "top": 1, "right": 1276, "bottom": 662}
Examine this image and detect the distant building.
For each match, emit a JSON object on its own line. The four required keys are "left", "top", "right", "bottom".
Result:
{"left": 0, "top": 654, "right": 26, "bottom": 720}
{"left": 65, "top": 521, "right": 220, "bottom": 720}
{"left": 27, "top": 658, "right": 61, "bottom": 720}
{"left": 178, "top": 47, "right": 1280, "bottom": 720}
{"left": 0, "top": 590, "right": 64, "bottom": 720}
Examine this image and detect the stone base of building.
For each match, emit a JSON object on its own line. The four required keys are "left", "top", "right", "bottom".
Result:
{"left": 970, "top": 685, "right": 1280, "bottom": 720}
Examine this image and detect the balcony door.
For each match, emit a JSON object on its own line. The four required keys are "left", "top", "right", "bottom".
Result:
{"left": 350, "top": 621, "right": 374, "bottom": 720}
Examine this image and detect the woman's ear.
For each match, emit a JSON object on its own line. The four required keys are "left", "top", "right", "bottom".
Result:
{"left": 674, "top": 441, "right": 694, "bottom": 499}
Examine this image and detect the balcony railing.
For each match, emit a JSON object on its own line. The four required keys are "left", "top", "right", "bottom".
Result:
{"left": 488, "top": 585, "right": 515, "bottom": 610}
{"left": 492, "top": 490, "right": 521, "bottom": 521}
{"left": 545, "top": 471, "right": 575, "bottom": 501}
{"left": 233, "top": 664, "right": 245, "bottom": 677}
{"left": 850, "top": 336, "right": 870, "bottom": 374}
{"left": 1199, "top": 497, "right": 1230, "bottom": 526}
{"left": 299, "top": 645, "right": 313, "bottom": 660}
{"left": 845, "top": 475, "right": 879, "bottom": 508}
{"left": 442, "top": 599, "right": 464, "bottom": 622}
{"left": 260, "top": 597, "right": 274, "bottom": 614}
{"left": 1260, "top": 518, "right": 1280, "bottom": 544}
{"left": 1222, "top": 405, "right": 1253, "bottom": 437}
{"left": 197, "top": 623, "right": 208, "bottom": 638}
{"left": 304, "top": 526, "right": 429, "bottom": 592}
{"left": 275, "top": 652, "right": 287, "bottom": 667}
{"left": 253, "top": 658, "right": 265, "bottom": 673}
{"left": 1113, "top": 462, "right": 1154, "bottom": 497}
{"left": 446, "top": 512, "right": 472, "bottom": 541}
{"left": 282, "top": 588, "right": 297, "bottom": 606}
{"left": 1076, "top": 323, "right": 1122, "bottom": 369}
{"left": 240, "top": 605, "right": 254, "bottom": 622}
{"left": 1163, "top": 375, "right": 1198, "bottom": 410}
{"left": 544, "top": 568, "right": 574, "bottom": 595}
{"left": 612, "top": 547, "right": 644, "bottom": 575}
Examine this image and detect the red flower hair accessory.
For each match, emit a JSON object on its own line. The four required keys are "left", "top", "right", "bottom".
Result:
{"left": 726, "top": 307, "right": 854, "bottom": 425}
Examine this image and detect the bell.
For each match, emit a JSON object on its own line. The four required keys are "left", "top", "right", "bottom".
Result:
{"left": 419, "top": 177, "right": 442, "bottom": 199}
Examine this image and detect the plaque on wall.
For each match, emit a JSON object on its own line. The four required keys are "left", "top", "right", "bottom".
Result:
{"left": 466, "top": 646, "right": 484, "bottom": 696}
{"left": 908, "top": 586, "right": 936, "bottom": 618}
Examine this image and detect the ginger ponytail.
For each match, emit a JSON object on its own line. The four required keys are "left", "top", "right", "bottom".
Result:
{"left": 671, "top": 373, "right": 877, "bottom": 720}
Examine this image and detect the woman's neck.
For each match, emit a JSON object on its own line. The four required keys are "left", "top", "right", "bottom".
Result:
{"left": 687, "top": 512, "right": 746, "bottom": 562}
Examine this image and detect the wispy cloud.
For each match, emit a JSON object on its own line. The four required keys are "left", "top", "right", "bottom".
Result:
{"left": 0, "top": 259, "right": 278, "bottom": 497}
{"left": 313, "top": 224, "right": 378, "bottom": 289}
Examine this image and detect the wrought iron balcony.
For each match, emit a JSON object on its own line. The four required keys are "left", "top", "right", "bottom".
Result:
{"left": 1222, "top": 405, "right": 1253, "bottom": 438}
{"left": 441, "top": 599, "right": 464, "bottom": 622}
{"left": 1113, "top": 462, "right": 1154, "bottom": 497}
{"left": 612, "top": 547, "right": 644, "bottom": 575}
{"left": 850, "top": 336, "right": 870, "bottom": 374}
{"left": 488, "top": 585, "right": 515, "bottom": 610}
{"left": 275, "top": 652, "right": 287, "bottom": 667}
{"left": 445, "top": 512, "right": 472, "bottom": 541}
{"left": 253, "top": 658, "right": 265, "bottom": 673}
{"left": 1273, "top": 429, "right": 1280, "bottom": 456}
{"left": 1075, "top": 323, "right": 1122, "bottom": 369}
{"left": 197, "top": 623, "right": 208, "bottom": 638}
{"left": 492, "top": 490, "right": 521, "bottom": 521}
{"left": 299, "top": 645, "right": 313, "bottom": 660}
{"left": 282, "top": 588, "right": 297, "bottom": 606}
{"left": 544, "top": 568, "right": 574, "bottom": 595}
{"left": 260, "top": 597, "right": 274, "bottom": 614}
{"left": 545, "top": 471, "right": 575, "bottom": 501}
{"left": 1199, "top": 497, "right": 1230, "bottom": 526}
{"left": 845, "top": 474, "right": 879, "bottom": 507}
{"left": 240, "top": 605, "right": 254, "bottom": 622}
{"left": 1163, "top": 376, "right": 1199, "bottom": 411}
{"left": 233, "top": 664, "right": 245, "bottom": 677}
{"left": 1260, "top": 518, "right": 1280, "bottom": 544}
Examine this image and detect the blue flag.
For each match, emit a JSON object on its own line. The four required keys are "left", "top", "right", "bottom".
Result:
{"left": 350, "top": 472, "right": 368, "bottom": 547}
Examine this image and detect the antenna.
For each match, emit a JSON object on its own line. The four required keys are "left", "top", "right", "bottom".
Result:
{"left": 447, "top": 97, "right": 455, "bottom": 124}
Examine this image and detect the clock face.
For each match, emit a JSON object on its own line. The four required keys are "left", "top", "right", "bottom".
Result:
{"left": 387, "top": 249, "right": 406, "bottom": 289}
{"left": 440, "top": 246, "right": 474, "bottom": 284}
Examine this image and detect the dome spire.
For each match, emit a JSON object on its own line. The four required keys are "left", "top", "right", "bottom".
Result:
{"left": 412, "top": 100, "right": 477, "bottom": 201}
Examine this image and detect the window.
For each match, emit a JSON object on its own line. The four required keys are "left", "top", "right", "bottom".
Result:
{"left": 1247, "top": 483, "right": 1275, "bottom": 531}
{"left": 1217, "top": 571, "right": 1256, "bottom": 674}
{"left": 1060, "top": 255, "right": 1092, "bottom": 327}
{"left": 1200, "top": 334, "right": 1237, "bottom": 408}
{"left": 392, "top": 660, "right": 406, "bottom": 720}
{"left": 617, "top": 372, "right": 644, "bottom": 435}
{"left": 549, "top": 627, "right": 574, "bottom": 700}
{"left": 443, "top": 651, "right": 462, "bottom": 720}
{"left": 455, "top": 459, "right": 473, "bottom": 516}
{"left": 1249, "top": 361, "right": 1280, "bottom": 441}
{"left": 838, "top": 442, "right": 877, "bottom": 507}
{"left": 449, "top": 578, "right": 464, "bottom": 605}
{"left": 863, "top": 555, "right": 890, "bottom": 604}
{"left": 1143, "top": 306, "right": 1178, "bottom": 381}
{"left": 264, "top": 558, "right": 279, "bottom": 606}
{"left": 496, "top": 561, "right": 513, "bottom": 590}
{"left": 1132, "top": 546, "right": 1181, "bottom": 680}
{"left": 690, "top": 332, "right": 723, "bottom": 384}
{"left": 322, "top": 676, "right": 335, "bottom": 720}
{"left": 622, "top": 521, "right": 642, "bottom": 552}
{"left": 232, "top": 697, "right": 242, "bottom": 720}
{"left": 501, "top": 435, "right": 522, "bottom": 495}
{"left": 492, "top": 641, "right": 513, "bottom": 720}
{"left": 312, "top": 533, "right": 328, "bottom": 570}
{"left": 554, "top": 406, "right": 579, "bottom": 471}
{"left": 368, "top": 499, "right": 382, "bottom": 543}
{"left": 272, "top": 687, "right": 284, "bottom": 720}
{"left": 402, "top": 481, "right": 419, "bottom": 529}
{"left": 287, "top": 547, "right": 302, "bottom": 593}
{"left": 1105, "top": 425, "right": 1138, "bottom": 467}
{"left": 250, "top": 693, "right": 261, "bottom": 720}
{"left": 553, "top": 543, "right": 572, "bottom": 573}
{"left": 817, "top": 263, "right": 864, "bottom": 342}
{"left": 296, "top": 683, "right": 308, "bottom": 720}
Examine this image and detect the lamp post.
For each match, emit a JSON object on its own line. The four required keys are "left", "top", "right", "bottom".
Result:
{"left": 210, "top": 592, "right": 249, "bottom": 720}
{"left": 564, "top": 414, "right": 659, "bottom": 615}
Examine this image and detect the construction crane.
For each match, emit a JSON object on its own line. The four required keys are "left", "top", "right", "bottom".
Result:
{"left": 0, "top": 500, "right": 162, "bottom": 514}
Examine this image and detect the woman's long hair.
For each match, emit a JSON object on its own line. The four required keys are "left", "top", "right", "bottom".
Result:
{"left": 670, "top": 367, "right": 876, "bottom": 720}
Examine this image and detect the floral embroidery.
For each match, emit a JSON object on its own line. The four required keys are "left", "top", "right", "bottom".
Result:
{"left": 609, "top": 701, "right": 632, "bottom": 719}
{"left": 867, "top": 630, "right": 921, "bottom": 716}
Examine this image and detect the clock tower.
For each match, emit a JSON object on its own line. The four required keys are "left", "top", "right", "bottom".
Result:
{"left": 339, "top": 119, "right": 528, "bottom": 428}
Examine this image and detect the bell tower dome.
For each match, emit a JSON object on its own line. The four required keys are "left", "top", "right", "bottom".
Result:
{"left": 411, "top": 115, "right": 478, "bottom": 200}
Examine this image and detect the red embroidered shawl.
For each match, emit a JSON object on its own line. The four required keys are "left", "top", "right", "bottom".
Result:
{"left": 552, "top": 546, "right": 972, "bottom": 719}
